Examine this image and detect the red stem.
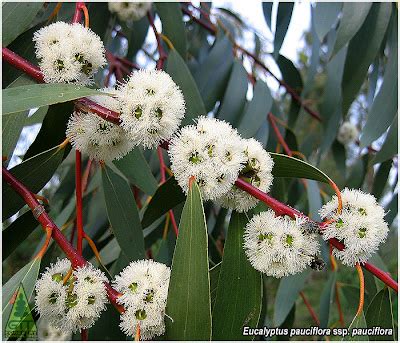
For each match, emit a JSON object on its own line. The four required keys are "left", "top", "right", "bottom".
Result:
{"left": 75, "top": 150, "right": 84, "bottom": 255}
{"left": 2, "top": 48, "right": 44, "bottom": 82}
{"left": 300, "top": 291, "right": 320, "bottom": 326}
{"left": 147, "top": 11, "right": 167, "bottom": 70}
{"left": 2, "top": 167, "right": 124, "bottom": 311}
{"left": 268, "top": 113, "right": 292, "bottom": 156}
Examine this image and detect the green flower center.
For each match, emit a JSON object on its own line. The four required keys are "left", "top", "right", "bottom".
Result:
{"left": 155, "top": 107, "right": 163, "bottom": 119}
{"left": 335, "top": 218, "right": 344, "bottom": 228}
{"left": 48, "top": 292, "right": 58, "bottom": 304}
{"left": 358, "top": 208, "right": 367, "bottom": 216}
{"left": 134, "top": 106, "right": 142, "bottom": 119}
{"left": 52, "top": 273, "right": 63, "bottom": 283}
{"left": 135, "top": 309, "right": 147, "bottom": 320}
{"left": 128, "top": 282, "right": 138, "bottom": 293}
{"left": 88, "top": 295, "right": 96, "bottom": 305}
{"left": 144, "top": 290, "right": 154, "bottom": 303}
{"left": 258, "top": 233, "right": 273, "bottom": 242}
{"left": 56, "top": 59, "right": 64, "bottom": 71}
{"left": 189, "top": 151, "right": 202, "bottom": 164}
{"left": 285, "top": 234, "right": 294, "bottom": 246}
{"left": 146, "top": 88, "right": 155, "bottom": 96}
{"left": 81, "top": 62, "right": 93, "bottom": 76}
{"left": 66, "top": 293, "right": 78, "bottom": 308}
{"left": 358, "top": 227, "right": 367, "bottom": 238}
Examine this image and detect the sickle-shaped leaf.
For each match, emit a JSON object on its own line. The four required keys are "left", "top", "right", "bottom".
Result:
{"left": 101, "top": 165, "right": 145, "bottom": 262}
{"left": 2, "top": 84, "right": 100, "bottom": 115}
{"left": 165, "top": 182, "right": 211, "bottom": 340}
{"left": 273, "top": 3, "right": 294, "bottom": 59}
{"left": 212, "top": 212, "right": 262, "bottom": 340}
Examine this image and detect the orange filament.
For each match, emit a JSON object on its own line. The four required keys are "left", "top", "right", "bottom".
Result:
{"left": 355, "top": 263, "right": 365, "bottom": 317}
{"left": 329, "top": 179, "right": 343, "bottom": 214}
{"left": 81, "top": 4, "right": 89, "bottom": 28}
{"left": 63, "top": 267, "right": 73, "bottom": 285}
{"left": 84, "top": 233, "right": 103, "bottom": 265}
{"left": 33, "top": 193, "right": 49, "bottom": 205}
{"left": 58, "top": 138, "right": 70, "bottom": 150}
{"left": 46, "top": 2, "right": 63, "bottom": 23}
{"left": 135, "top": 323, "right": 141, "bottom": 341}
{"left": 34, "top": 226, "right": 53, "bottom": 259}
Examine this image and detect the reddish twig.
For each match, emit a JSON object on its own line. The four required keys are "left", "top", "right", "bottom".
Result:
{"left": 335, "top": 283, "right": 345, "bottom": 327}
{"left": 147, "top": 11, "right": 167, "bottom": 70}
{"left": 268, "top": 113, "right": 292, "bottom": 156}
{"left": 75, "top": 150, "right": 84, "bottom": 255}
{"left": 2, "top": 167, "right": 124, "bottom": 312}
{"left": 300, "top": 291, "right": 320, "bottom": 326}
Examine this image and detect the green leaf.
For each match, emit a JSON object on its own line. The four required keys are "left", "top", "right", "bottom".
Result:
{"left": 3, "top": 211, "right": 38, "bottom": 261}
{"left": 210, "top": 263, "right": 221, "bottom": 311}
{"left": 332, "top": 140, "right": 347, "bottom": 177}
{"left": 319, "top": 272, "right": 337, "bottom": 328}
{"left": 113, "top": 148, "right": 158, "bottom": 196}
{"left": 101, "top": 165, "right": 145, "bottom": 262}
{"left": 313, "top": 2, "right": 342, "bottom": 42}
{"left": 166, "top": 49, "right": 206, "bottom": 126}
{"left": 306, "top": 180, "right": 322, "bottom": 220}
{"left": 331, "top": 3, "right": 372, "bottom": 58}
{"left": 372, "top": 160, "right": 392, "bottom": 200}
{"left": 238, "top": 80, "right": 272, "bottom": 138}
{"left": 346, "top": 154, "right": 369, "bottom": 189}
{"left": 341, "top": 3, "right": 392, "bottom": 115}
{"left": 2, "top": 145, "right": 65, "bottom": 221}
{"left": 373, "top": 114, "right": 398, "bottom": 164}
{"left": 385, "top": 193, "right": 398, "bottom": 226}
{"left": 24, "top": 102, "right": 72, "bottom": 159}
{"left": 125, "top": 17, "right": 149, "bottom": 59}
{"left": 156, "top": 2, "right": 187, "bottom": 58}
{"left": 165, "top": 182, "right": 211, "bottom": 340}
{"left": 194, "top": 35, "right": 234, "bottom": 112}
{"left": 273, "top": 3, "right": 294, "bottom": 59}
{"left": 262, "top": 2, "right": 273, "bottom": 30}
{"left": 344, "top": 312, "right": 368, "bottom": 341}
{"left": 360, "top": 16, "right": 397, "bottom": 147}
{"left": 212, "top": 212, "right": 262, "bottom": 340}
{"left": 2, "top": 75, "right": 36, "bottom": 160}
{"left": 2, "top": 259, "right": 41, "bottom": 335}
{"left": 274, "top": 270, "right": 310, "bottom": 326}
{"left": 271, "top": 153, "right": 331, "bottom": 184}
{"left": 365, "top": 288, "right": 395, "bottom": 340}
{"left": 217, "top": 61, "right": 248, "bottom": 126}
{"left": 141, "top": 176, "right": 185, "bottom": 228}
{"left": 2, "top": 2, "right": 43, "bottom": 46}
{"left": 2, "top": 84, "right": 100, "bottom": 115}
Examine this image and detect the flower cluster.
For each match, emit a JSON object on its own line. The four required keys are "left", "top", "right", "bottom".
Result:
{"left": 35, "top": 259, "right": 108, "bottom": 333}
{"left": 319, "top": 188, "right": 389, "bottom": 266}
{"left": 33, "top": 22, "right": 106, "bottom": 85}
{"left": 117, "top": 69, "right": 186, "bottom": 149}
{"left": 169, "top": 117, "right": 274, "bottom": 211}
{"left": 337, "top": 121, "right": 359, "bottom": 145}
{"left": 113, "top": 260, "right": 171, "bottom": 340}
{"left": 66, "top": 89, "right": 135, "bottom": 161}
{"left": 108, "top": 2, "right": 152, "bottom": 22}
{"left": 243, "top": 210, "right": 320, "bottom": 278}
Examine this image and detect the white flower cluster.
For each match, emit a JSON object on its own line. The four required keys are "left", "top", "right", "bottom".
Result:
{"left": 108, "top": 2, "right": 152, "bottom": 22}
{"left": 66, "top": 88, "right": 135, "bottom": 161}
{"left": 169, "top": 117, "right": 274, "bottom": 212}
{"left": 337, "top": 121, "right": 359, "bottom": 145}
{"left": 113, "top": 260, "right": 171, "bottom": 340}
{"left": 319, "top": 188, "right": 389, "bottom": 266}
{"left": 243, "top": 210, "right": 320, "bottom": 278}
{"left": 117, "top": 69, "right": 186, "bottom": 149}
{"left": 37, "top": 318, "right": 72, "bottom": 341}
{"left": 35, "top": 259, "right": 108, "bottom": 333}
{"left": 33, "top": 22, "right": 106, "bottom": 85}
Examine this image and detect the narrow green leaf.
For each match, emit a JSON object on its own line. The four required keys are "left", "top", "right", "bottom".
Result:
{"left": 365, "top": 288, "right": 395, "bottom": 340}
{"left": 360, "top": 16, "right": 397, "bottom": 147}
{"left": 2, "top": 84, "right": 100, "bottom": 115}
{"left": 2, "top": 145, "right": 65, "bottom": 221}
{"left": 313, "top": 2, "right": 342, "bottom": 42}
{"left": 101, "top": 165, "right": 145, "bottom": 262}
{"left": 238, "top": 80, "right": 272, "bottom": 138}
{"left": 273, "top": 3, "right": 294, "bottom": 59}
{"left": 306, "top": 180, "right": 322, "bottom": 220}
{"left": 2, "top": 260, "right": 41, "bottom": 335}
{"left": 2, "top": 2, "right": 43, "bottom": 46}
{"left": 141, "top": 176, "right": 185, "bottom": 228}
{"left": 262, "top": 2, "right": 273, "bottom": 30}
{"left": 373, "top": 114, "right": 398, "bottom": 164}
{"left": 331, "top": 3, "right": 372, "bottom": 59}
{"left": 385, "top": 194, "right": 398, "bottom": 227}
{"left": 332, "top": 140, "right": 346, "bottom": 177}
{"left": 125, "top": 17, "right": 149, "bottom": 59}
{"left": 346, "top": 154, "right": 369, "bottom": 189}
{"left": 212, "top": 212, "right": 262, "bottom": 340}
{"left": 343, "top": 312, "right": 368, "bottom": 341}
{"left": 271, "top": 153, "right": 331, "bottom": 184}
{"left": 2, "top": 211, "right": 38, "bottom": 261}
{"left": 274, "top": 270, "right": 310, "bottom": 326}
{"left": 113, "top": 148, "right": 158, "bottom": 195}
{"left": 319, "top": 272, "right": 337, "bottom": 328}
{"left": 165, "top": 182, "right": 211, "bottom": 340}
{"left": 217, "top": 61, "right": 248, "bottom": 125}
{"left": 372, "top": 160, "right": 392, "bottom": 200}
{"left": 341, "top": 3, "right": 392, "bottom": 115}
{"left": 194, "top": 35, "right": 234, "bottom": 112}
{"left": 166, "top": 49, "right": 206, "bottom": 126}
{"left": 156, "top": 2, "right": 187, "bottom": 58}
{"left": 210, "top": 263, "right": 221, "bottom": 311}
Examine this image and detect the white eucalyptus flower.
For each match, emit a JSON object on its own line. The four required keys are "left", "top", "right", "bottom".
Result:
{"left": 33, "top": 22, "right": 106, "bottom": 85}
{"left": 35, "top": 260, "right": 108, "bottom": 333}
{"left": 169, "top": 117, "right": 246, "bottom": 200}
{"left": 216, "top": 138, "right": 274, "bottom": 212}
{"left": 66, "top": 89, "right": 135, "bottom": 161}
{"left": 113, "top": 260, "right": 170, "bottom": 340}
{"left": 319, "top": 188, "right": 389, "bottom": 266}
{"left": 117, "top": 69, "right": 186, "bottom": 149}
{"left": 243, "top": 210, "right": 320, "bottom": 278}
{"left": 37, "top": 318, "right": 72, "bottom": 341}
{"left": 108, "top": 2, "right": 152, "bottom": 22}
{"left": 337, "top": 121, "right": 359, "bottom": 145}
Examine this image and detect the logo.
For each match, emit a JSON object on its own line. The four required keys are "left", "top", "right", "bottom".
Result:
{"left": 5, "top": 284, "right": 37, "bottom": 340}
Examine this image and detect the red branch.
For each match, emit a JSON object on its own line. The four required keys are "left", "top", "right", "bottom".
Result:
{"left": 268, "top": 113, "right": 292, "bottom": 156}
{"left": 75, "top": 150, "right": 84, "bottom": 254}
{"left": 2, "top": 167, "right": 124, "bottom": 312}
{"left": 147, "top": 11, "right": 167, "bottom": 70}
{"left": 300, "top": 291, "right": 320, "bottom": 326}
